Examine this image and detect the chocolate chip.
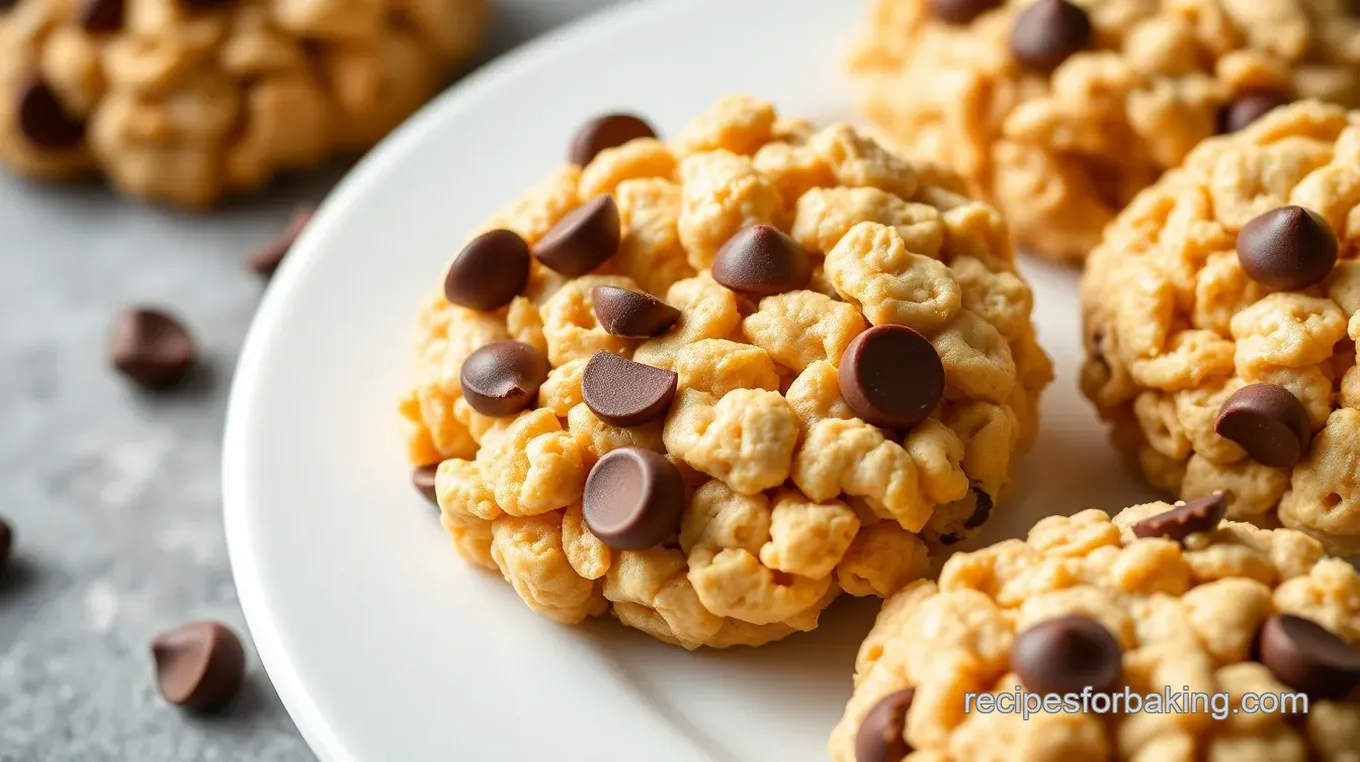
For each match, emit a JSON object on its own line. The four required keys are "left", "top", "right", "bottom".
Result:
{"left": 1010, "top": 0, "right": 1091, "bottom": 73}
{"left": 583, "top": 447, "right": 685, "bottom": 550}
{"left": 570, "top": 113, "right": 657, "bottom": 166}
{"left": 412, "top": 465, "right": 439, "bottom": 506}
{"left": 181, "top": 0, "right": 230, "bottom": 10}
{"left": 1218, "top": 92, "right": 1291, "bottom": 134}
{"left": 591, "top": 286, "right": 680, "bottom": 338}
{"left": 962, "top": 484, "right": 993, "bottom": 530}
{"left": 1012, "top": 615, "right": 1123, "bottom": 695}
{"left": 931, "top": 0, "right": 1000, "bottom": 24}
{"left": 1235, "top": 206, "right": 1338, "bottom": 291}
{"left": 17, "top": 77, "right": 85, "bottom": 150}
{"left": 109, "top": 308, "right": 197, "bottom": 390}
{"left": 1215, "top": 383, "right": 1310, "bottom": 468}
{"left": 711, "top": 225, "right": 812, "bottom": 296}
{"left": 0, "top": 0, "right": 16, "bottom": 11}
{"left": 534, "top": 196, "right": 620, "bottom": 277}
{"left": 854, "top": 689, "right": 915, "bottom": 762}
{"left": 459, "top": 340, "right": 550, "bottom": 417}
{"left": 247, "top": 205, "right": 314, "bottom": 278}
{"left": 150, "top": 621, "right": 246, "bottom": 711}
{"left": 0, "top": 517, "right": 12, "bottom": 577}
{"left": 443, "top": 229, "right": 531, "bottom": 311}
{"left": 1131, "top": 493, "right": 1227, "bottom": 542}
{"left": 79, "top": 0, "right": 124, "bottom": 32}
{"left": 581, "top": 351, "right": 677, "bottom": 427}
{"left": 838, "top": 325, "right": 945, "bottom": 430}
{"left": 1258, "top": 614, "right": 1360, "bottom": 700}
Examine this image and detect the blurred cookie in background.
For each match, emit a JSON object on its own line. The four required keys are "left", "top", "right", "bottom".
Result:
{"left": 0, "top": 0, "right": 487, "bottom": 207}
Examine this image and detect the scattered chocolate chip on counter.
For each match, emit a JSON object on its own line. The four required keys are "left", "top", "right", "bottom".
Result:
{"left": 150, "top": 621, "right": 246, "bottom": 712}
{"left": 247, "top": 205, "right": 315, "bottom": 278}
{"left": 109, "top": 308, "right": 197, "bottom": 390}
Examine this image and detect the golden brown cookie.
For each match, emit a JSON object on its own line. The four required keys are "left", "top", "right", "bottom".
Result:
{"left": 400, "top": 96, "right": 1054, "bottom": 648}
{"left": 1083, "top": 100, "right": 1360, "bottom": 557}
{"left": 849, "top": 0, "right": 1360, "bottom": 261}
{"left": 0, "top": 0, "right": 486, "bottom": 206}
{"left": 831, "top": 500, "right": 1360, "bottom": 761}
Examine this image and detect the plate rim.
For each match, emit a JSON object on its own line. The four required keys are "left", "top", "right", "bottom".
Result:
{"left": 221, "top": 1, "right": 710, "bottom": 759}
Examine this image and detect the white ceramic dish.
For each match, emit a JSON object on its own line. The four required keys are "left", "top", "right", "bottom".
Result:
{"left": 222, "top": 0, "right": 1161, "bottom": 759}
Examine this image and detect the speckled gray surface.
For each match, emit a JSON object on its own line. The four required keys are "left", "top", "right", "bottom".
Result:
{"left": 0, "top": 2, "right": 617, "bottom": 759}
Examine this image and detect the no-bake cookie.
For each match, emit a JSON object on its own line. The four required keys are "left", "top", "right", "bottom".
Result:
{"left": 399, "top": 96, "right": 1053, "bottom": 648}
{"left": 1083, "top": 100, "right": 1360, "bottom": 556}
{"left": 830, "top": 498, "right": 1360, "bottom": 761}
{"left": 0, "top": 0, "right": 485, "bottom": 206}
{"left": 849, "top": 0, "right": 1360, "bottom": 261}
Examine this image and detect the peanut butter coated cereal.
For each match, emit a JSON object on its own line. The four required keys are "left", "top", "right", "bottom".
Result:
{"left": 402, "top": 96, "right": 1052, "bottom": 648}
{"left": 830, "top": 500, "right": 1360, "bottom": 761}
{"left": 849, "top": 0, "right": 1360, "bottom": 261}
{"left": 0, "top": 0, "right": 486, "bottom": 206}
{"left": 1083, "top": 101, "right": 1360, "bottom": 556}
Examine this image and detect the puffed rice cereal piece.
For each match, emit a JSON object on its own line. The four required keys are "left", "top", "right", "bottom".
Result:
{"left": 831, "top": 500, "right": 1360, "bottom": 761}
{"left": 0, "top": 0, "right": 485, "bottom": 206}
{"left": 403, "top": 96, "right": 1051, "bottom": 647}
{"left": 1083, "top": 101, "right": 1360, "bottom": 556}
{"left": 849, "top": 0, "right": 1360, "bottom": 261}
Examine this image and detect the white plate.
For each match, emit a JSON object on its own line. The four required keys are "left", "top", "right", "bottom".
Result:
{"left": 222, "top": 1, "right": 1161, "bottom": 760}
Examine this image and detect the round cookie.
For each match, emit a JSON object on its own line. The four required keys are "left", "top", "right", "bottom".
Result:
{"left": 0, "top": 0, "right": 486, "bottom": 207}
{"left": 1083, "top": 100, "right": 1360, "bottom": 557}
{"left": 848, "top": 0, "right": 1360, "bottom": 262}
{"left": 399, "top": 95, "right": 1054, "bottom": 648}
{"left": 830, "top": 499, "right": 1360, "bottom": 761}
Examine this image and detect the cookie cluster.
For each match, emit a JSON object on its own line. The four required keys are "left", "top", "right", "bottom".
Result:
{"left": 829, "top": 498, "right": 1360, "bottom": 761}
{"left": 0, "top": 0, "right": 486, "bottom": 206}
{"left": 1083, "top": 101, "right": 1360, "bottom": 557}
{"left": 400, "top": 96, "right": 1053, "bottom": 648}
{"left": 848, "top": 0, "right": 1360, "bottom": 261}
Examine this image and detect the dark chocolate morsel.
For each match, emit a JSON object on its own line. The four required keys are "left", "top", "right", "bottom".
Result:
{"left": 570, "top": 113, "right": 658, "bottom": 166}
{"left": 150, "top": 621, "right": 247, "bottom": 712}
{"left": 443, "top": 229, "right": 531, "bottom": 311}
{"left": 583, "top": 447, "right": 686, "bottom": 550}
{"left": 459, "top": 341, "right": 550, "bottom": 417}
{"left": 581, "top": 351, "right": 677, "bottom": 427}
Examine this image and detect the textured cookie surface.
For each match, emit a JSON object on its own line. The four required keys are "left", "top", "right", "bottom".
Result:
{"left": 0, "top": 0, "right": 485, "bottom": 206}
{"left": 830, "top": 501, "right": 1360, "bottom": 761}
{"left": 1083, "top": 101, "right": 1360, "bottom": 556}
{"left": 849, "top": 0, "right": 1360, "bottom": 261}
{"left": 400, "top": 96, "right": 1053, "bottom": 648}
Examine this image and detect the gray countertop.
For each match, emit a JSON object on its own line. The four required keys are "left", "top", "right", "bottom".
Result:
{"left": 0, "top": 2, "right": 618, "bottom": 758}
